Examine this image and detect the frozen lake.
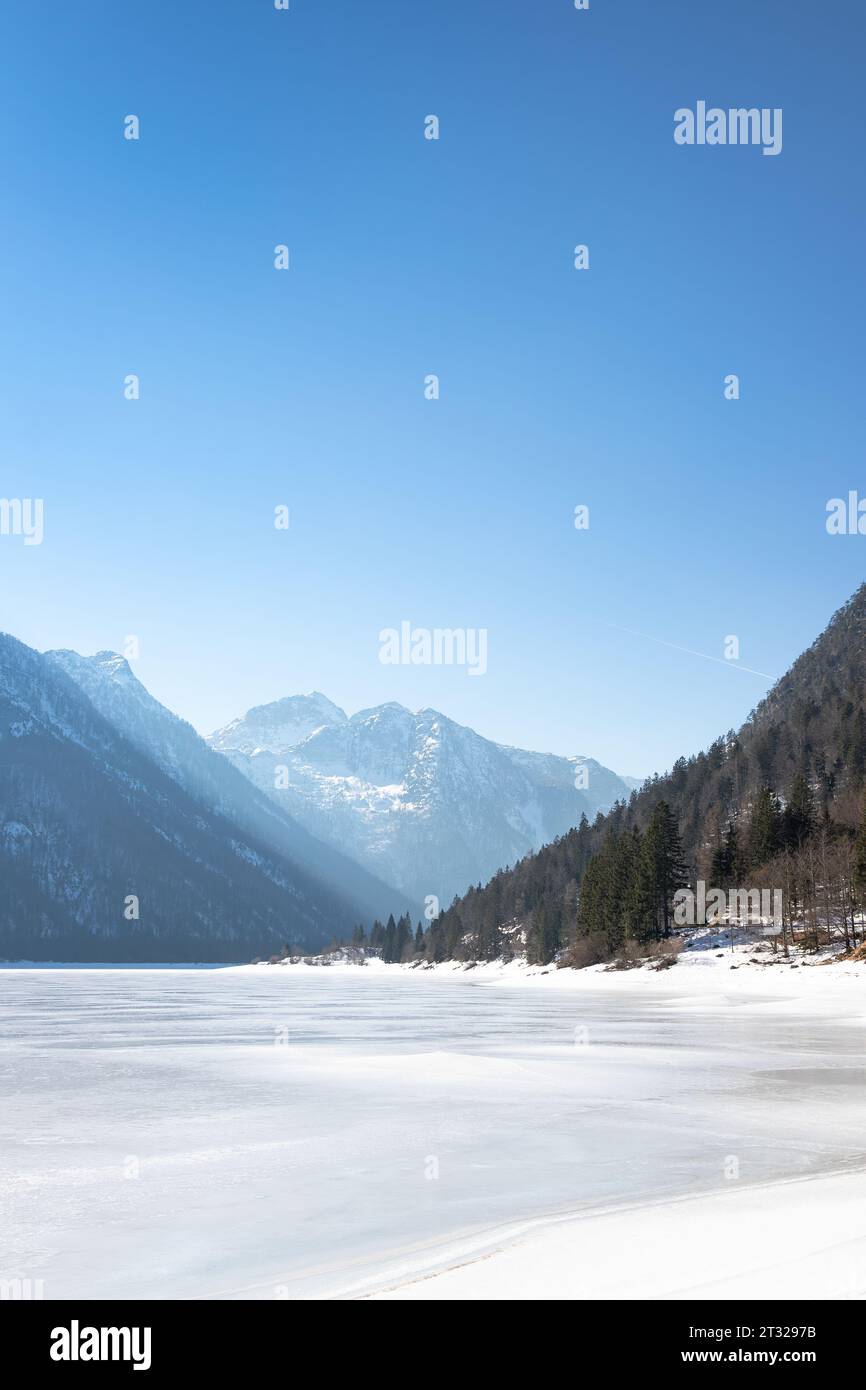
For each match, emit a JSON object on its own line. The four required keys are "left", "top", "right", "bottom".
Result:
{"left": 2, "top": 964, "right": 866, "bottom": 1299}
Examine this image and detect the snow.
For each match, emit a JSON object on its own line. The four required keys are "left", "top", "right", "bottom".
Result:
{"left": 205, "top": 695, "right": 636, "bottom": 903}
{"left": 367, "top": 1169, "right": 866, "bottom": 1301}
{"left": 2, "top": 942, "right": 865, "bottom": 1301}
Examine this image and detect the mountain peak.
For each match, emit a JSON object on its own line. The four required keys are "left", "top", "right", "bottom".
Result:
{"left": 211, "top": 691, "right": 636, "bottom": 902}
{"left": 47, "top": 648, "right": 146, "bottom": 697}
{"left": 350, "top": 701, "right": 413, "bottom": 725}
{"left": 90, "top": 650, "right": 136, "bottom": 679}
{"left": 1, "top": 633, "right": 398, "bottom": 960}
{"left": 210, "top": 692, "right": 347, "bottom": 756}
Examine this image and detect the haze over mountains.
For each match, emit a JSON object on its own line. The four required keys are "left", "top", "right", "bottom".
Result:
{"left": 0, "top": 635, "right": 635, "bottom": 959}
{"left": 47, "top": 649, "right": 411, "bottom": 926}
{"left": 0, "top": 635, "right": 412, "bottom": 961}
{"left": 2, "top": 584, "right": 861, "bottom": 962}
{"left": 208, "top": 694, "right": 638, "bottom": 905}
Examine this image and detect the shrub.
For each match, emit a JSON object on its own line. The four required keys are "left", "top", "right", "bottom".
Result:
{"left": 558, "top": 933, "right": 610, "bottom": 970}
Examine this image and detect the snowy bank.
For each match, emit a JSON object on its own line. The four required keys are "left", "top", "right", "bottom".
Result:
{"left": 225, "top": 930, "right": 866, "bottom": 1302}
{"left": 232, "top": 928, "right": 866, "bottom": 1014}
{"left": 363, "top": 1167, "right": 866, "bottom": 1301}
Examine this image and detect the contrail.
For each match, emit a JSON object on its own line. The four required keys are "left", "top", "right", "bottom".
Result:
{"left": 599, "top": 622, "right": 776, "bottom": 681}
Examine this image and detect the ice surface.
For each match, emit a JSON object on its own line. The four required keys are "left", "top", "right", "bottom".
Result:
{"left": 2, "top": 964, "right": 866, "bottom": 1299}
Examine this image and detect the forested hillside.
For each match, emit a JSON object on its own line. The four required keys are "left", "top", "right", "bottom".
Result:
{"left": 0, "top": 634, "right": 389, "bottom": 960}
{"left": 411, "top": 585, "right": 866, "bottom": 966}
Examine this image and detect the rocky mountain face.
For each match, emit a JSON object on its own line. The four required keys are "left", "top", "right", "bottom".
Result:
{"left": 0, "top": 636, "right": 406, "bottom": 961}
{"left": 208, "top": 694, "right": 637, "bottom": 906}
{"left": 47, "top": 650, "right": 413, "bottom": 926}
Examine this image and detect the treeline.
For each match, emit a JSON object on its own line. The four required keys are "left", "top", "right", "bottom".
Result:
{"left": 417, "top": 800, "right": 687, "bottom": 966}
{"left": 351, "top": 913, "right": 425, "bottom": 963}
{"left": 318, "top": 777, "right": 866, "bottom": 969}
{"left": 708, "top": 777, "right": 866, "bottom": 953}
{"left": 419, "top": 781, "right": 866, "bottom": 969}
{"left": 372, "top": 586, "right": 866, "bottom": 969}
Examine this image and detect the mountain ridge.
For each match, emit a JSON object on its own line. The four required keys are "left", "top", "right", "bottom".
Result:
{"left": 46, "top": 649, "right": 416, "bottom": 924}
{"left": 0, "top": 634, "right": 410, "bottom": 961}
{"left": 208, "top": 692, "right": 638, "bottom": 904}
{"left": 420, "top": 583, "right": 866, "bottom": 966}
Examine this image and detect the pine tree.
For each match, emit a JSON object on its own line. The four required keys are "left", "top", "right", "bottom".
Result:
{"left": 576, "top": 854, "right": 603, "bottom": 941}
{"left": 641, "top": 801, "right": 688, "bottom": 938}
{"left": 710, "top": 821, "right": 741, "bottom": 887}
{"left": 395, "top": 913, "right": 411, "bottom": 962}
{"left": 748, "top": 787, "right": 781, "bottom": 868}
{"left": 724, "top": 821, "right": 742, "bottom": 885}
{"left": 600, "top": 831, "right": 628, "bottom": 957}
{"left": 382, "top": 913, "right": 397, "bottom": 963}
{"left": 527, "top": 901, "right": 561, "bottom": 964}
{"left": 854, "top": 795, "right": 866, "bottom": 915}
{"left": 783, "top": 774, "right": 813, "bottom": 850}
{"left": 619, "top": 826, "right": 645, "bottom": 946}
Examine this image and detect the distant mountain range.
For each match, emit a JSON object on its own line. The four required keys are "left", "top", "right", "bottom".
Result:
{"left": 209, "top": 694, "right": 638, "bottom": 905}
{"left": 0, "top": 636, "right": 413, "bottom": 961}
{"left": 0, "top": 636, "right": 637, "bottom": 958}
{"left": 6, "top": 583, "right": 860, "bottom": 965}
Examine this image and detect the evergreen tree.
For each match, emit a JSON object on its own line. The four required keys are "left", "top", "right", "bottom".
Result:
{"left": 382, "top": 913, "right": 397, "bottom": 963}
{"left": 854, "top": 794, "right": 866, "bottom": 912}
{"left": 748, "top": 787, "right": 782, "bottom": 868}
{"left": 527, "top": 900, "right": 561, "bottom": 964}
{"left": 641, "top": 801, "right": 688, "bottom": 938}
{"left": 576, "top": 852, "right": 603, "bottom": 941}
{"left": 599, "top": 831, "right": 627, "bottom": 956}
{"left": 783, "top": 774, "right": 813, "bottom": 850}
{"left": 395, "top": 912, "right": 411, "bottom": 962}
{"left": 710, "top": 821, "right": 741, "bottom": 888}
{"left": 619, "top": 826, "right": 645, "bottom": 946}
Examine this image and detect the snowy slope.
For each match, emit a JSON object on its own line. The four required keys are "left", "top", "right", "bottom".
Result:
{"left": 209, "top": 694, "right": 637, "bottom": 905}
{"left": 47, "top": 651, "right": 415, "bottom": 924}
{"left": 0, "top": 635, "right": 386, "bottom": 960}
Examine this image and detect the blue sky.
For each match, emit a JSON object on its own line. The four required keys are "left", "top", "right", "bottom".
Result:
{"left": 1, "top": 0, "right": 864, "bottom": 778}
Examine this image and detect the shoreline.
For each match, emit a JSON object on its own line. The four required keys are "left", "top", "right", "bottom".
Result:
{"left": 360, "top": 1166, "right": 866, "bottom": 1301}
{"left": 228, "top": 928, "right": 866, "bottom": 1014}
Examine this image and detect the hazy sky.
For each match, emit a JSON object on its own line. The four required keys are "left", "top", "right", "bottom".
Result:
{"left": 2, "top": 1, "right": 864, "bottom": 777}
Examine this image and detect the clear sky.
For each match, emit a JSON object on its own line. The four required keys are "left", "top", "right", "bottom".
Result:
{"left": 1, "top": 0, "right": 864, "bottom": 778}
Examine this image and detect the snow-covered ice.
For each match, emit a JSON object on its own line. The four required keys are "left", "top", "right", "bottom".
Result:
{"left": 1, "top": 948, "right": 865, "bottom": 1300}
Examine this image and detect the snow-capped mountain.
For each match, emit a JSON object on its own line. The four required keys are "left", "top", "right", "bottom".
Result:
{"left": 46, "top": 649, "right": 414, "bottom": 927}
{"left": 0, "top": 635, "right": 397, "bottom": 961}
{"left": 209, "top": 695, "right": 639, "bottom": 906}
